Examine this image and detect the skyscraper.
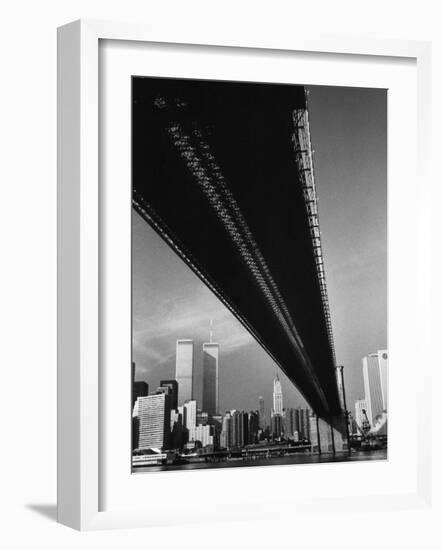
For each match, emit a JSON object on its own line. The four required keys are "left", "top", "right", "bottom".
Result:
{"left": 284, "top": 408, "right": 296, "bottom": 439}
{"left": 295, "top": 408, "right": 311, "bottom": 440}
{"left": 220, "top": 412, "right": 233, "bottom": 449}
{"left": 210, "top": 414, "right": 223, "bottom": 449}
{"left": 202, "top": 321, "right": 220, "bottom": 416}
{"left": 248, "top": 411, "right": 260, "bottom": 444}
{"left": 132, "top": 381, "right": 149, "bottom": 408}
{"left": 176, "top": 339, "right": 194, "bottom": 406}
{"left": 170, "top": 408, "right": 185, "bottom": 449}
{"left": 378, "top": 350, "right": 388, "bottom": 411}
{"left": 231, "top": 410, "right": 248, "bottom": 448}
{"left": 138, "top": 392, "right": 171, "bottom": 450}
{"left": 258, "top": 396, "right": 265, "bottom": 429}
{"left": 183, "top": 400, "right": 197, "bottom": 430}
{"left": 271, "top": 414, "right": 283, "bottom": 439}
{"left": 160, "top": 379, "right": 178, "bottom": 410}
{"left": 362, "top": 351, "right": 388, "bottom": 425}
{"left": 270, "top": 373, "right": 284, "bottom": 439}
{"left": 273, "top": 372, "right": 283, "bottom": 415}
{"left": 132, "top": 361, "right": 149, "bottom": 407}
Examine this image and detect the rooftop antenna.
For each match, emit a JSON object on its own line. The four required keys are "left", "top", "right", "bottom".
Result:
{"left": 209, "top": 319, "right": 213, "bottom": 344}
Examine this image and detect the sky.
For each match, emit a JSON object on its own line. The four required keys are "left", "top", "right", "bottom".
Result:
{"left": 132, "top": 84, "right": 387, "bottom": 418}
{"left": 307, "top": 86, "right": 387, "bottom": 407}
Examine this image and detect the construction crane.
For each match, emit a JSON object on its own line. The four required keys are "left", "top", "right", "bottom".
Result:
{"left": 351, "top": 409, "right": 387, "bottom": 450}
{"left": 360, "top": 409, "right": 371, "bottom": 435}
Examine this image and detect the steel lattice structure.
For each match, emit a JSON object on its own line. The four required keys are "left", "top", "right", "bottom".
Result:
{"left": 132, "top": 77, "right": 342, "bottom": 418}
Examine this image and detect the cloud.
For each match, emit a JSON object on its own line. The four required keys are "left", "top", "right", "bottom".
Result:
{"left": 133, "top": 273, "right": 255, "bottom": 370}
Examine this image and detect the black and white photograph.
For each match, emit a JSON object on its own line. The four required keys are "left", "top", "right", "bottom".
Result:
{"left": 131, "top": 76, "right": 388, "bottom": 472}
{"left": 3, "top": 0, "right": 439, "bottom": 542}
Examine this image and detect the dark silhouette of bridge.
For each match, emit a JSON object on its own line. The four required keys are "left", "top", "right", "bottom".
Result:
{"left": 132, "top": 76, "right": 342, "bottom": 420}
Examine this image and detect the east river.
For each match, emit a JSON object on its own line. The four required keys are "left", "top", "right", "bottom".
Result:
{"left": 134, "top": 448, "right": 387, "bottom": 473}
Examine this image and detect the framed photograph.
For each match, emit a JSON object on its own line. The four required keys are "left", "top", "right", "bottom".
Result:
{"left": 57, "top": 19, "right": 432, "bottom": 530}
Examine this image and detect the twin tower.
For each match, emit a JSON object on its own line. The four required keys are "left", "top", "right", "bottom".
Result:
{"left": 175, "top": 322, "right": 220, "bottom": 416}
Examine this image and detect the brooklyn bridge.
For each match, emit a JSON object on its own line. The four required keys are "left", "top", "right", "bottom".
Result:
{"left": 132, "top": 77, "right": 346, "bottom": 443}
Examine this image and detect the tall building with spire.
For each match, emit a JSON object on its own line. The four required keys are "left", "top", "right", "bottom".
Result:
{"left": 176, "top": 339, "right": 194, "bottom": 407}
{"left": 258, "top": 395, "right": 265, "bottom": 429}
{"left": 271, "top": 372, "right": 284, "bottom": 439}
{"left": 202, "top": 320, "right": 220, "bottom": 416}
{"left": 273, "top": 372, "right": 283, "bottom": 415}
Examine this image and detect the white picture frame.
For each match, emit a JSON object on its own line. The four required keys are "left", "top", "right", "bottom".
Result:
{"left": 57, "top": 19, "right": 432, "bottom": 531}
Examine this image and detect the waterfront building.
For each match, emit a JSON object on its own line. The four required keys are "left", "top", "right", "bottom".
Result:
{"left": 271, "top": 413, "right": 283, "bottom": 439}
{"left": 138, "top": 392, "right": 171, "bottom": 450}
{"left": 189, "top": 424, "right": 214, "bottom": 447}
{"left": 295, "top": 408, "right": 311, "bottom": 440}
{"left": 362, "top": 351, "right": 388, "bottom": 425}
{"left": 173, "top": 405, "right": 186, "bottom": 448}
{"left": 176, "top": 339, "right": 194, "bottom": 406}
{"left": 248, "top": 410, "right": 260, "bottom": 444}
{"left": 220, "top": 410, "right": 251, "bottom": 448}
{"left": 241, "top": 411, "right": 249, "bottom": 446}
{"left": 160, "top": 379, "right": 178, "bottom": 410}
{"left": 284, "top": 408, "right": 297, "bottom": 439}
{"left": 202, "top": 321, "right": 220, "bottom": 416}
{"left": 170, "top": 408, "right": 185, "bottom": 449}
{"left": 210, "top": 414, "right": 223, "bottom": 449}
{"left": 183, "top": 400, "right": 197, "bottom": 430}
{"left": 220, "top": 412, "right": 233, "bottom": 449}
{"left": 231, "top": 410, "right": 248, "bottom": 448}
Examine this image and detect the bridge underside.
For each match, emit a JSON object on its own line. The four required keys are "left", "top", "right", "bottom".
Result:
{"left": 132, "top": 76, "right": 342, "bottom": 418}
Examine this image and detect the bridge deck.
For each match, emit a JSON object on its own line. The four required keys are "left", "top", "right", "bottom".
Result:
{"left": 132, "top": 77, "right": 342, "bottom": 417}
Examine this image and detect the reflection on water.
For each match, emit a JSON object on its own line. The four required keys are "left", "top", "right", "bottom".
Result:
{"left": 133, "top": 448, "right": 387, "bottom": 474}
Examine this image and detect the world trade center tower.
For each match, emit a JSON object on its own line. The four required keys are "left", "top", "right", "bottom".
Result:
{"left": 202, "top": 321, "right": 219, "bottom": 416}
{"left": 175, "top": 339, "right": 194, "bottom": 407}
